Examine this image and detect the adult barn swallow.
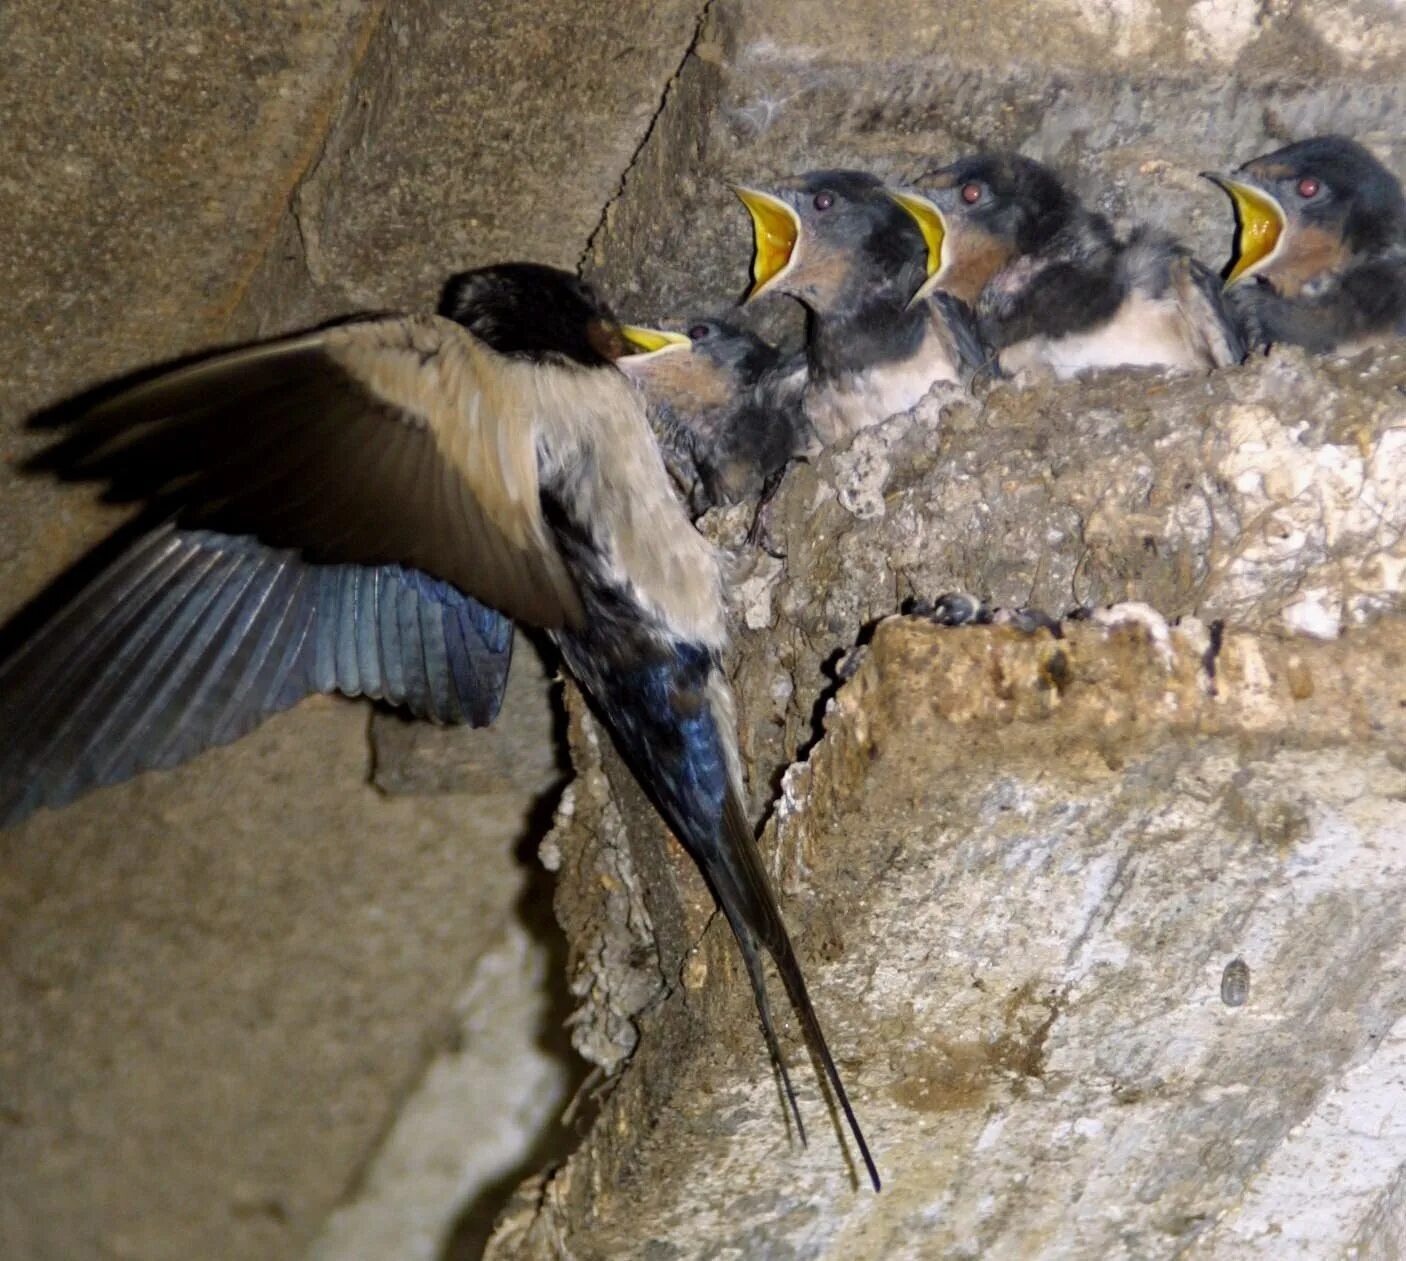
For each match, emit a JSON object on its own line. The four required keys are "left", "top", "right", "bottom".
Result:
{"left": 734, "top": 170, "right": 982, "bottom": 447}
{"left": 893, "top": 152, "right": 1244, "bottom": 378}
{"left": 616, "top": 318, "right": 809, "bottom": 517}
{"left": 1205, "top": 135, "right": 1406, "bottom": 353}
{"left": 2, "top": 263, "right": 879, "bottom": 1190}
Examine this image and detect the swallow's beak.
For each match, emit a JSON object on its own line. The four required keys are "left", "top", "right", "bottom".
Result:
{"left": 733, "top": 186, "right": 801, "bottom": 302}
{"left": 1202, "top": 172, "right": 1286, "bottom": 287}
{"left": 888, "top": 189, "right": 948, "bottom": 307}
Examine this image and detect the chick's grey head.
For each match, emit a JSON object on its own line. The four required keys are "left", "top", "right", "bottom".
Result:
{"left": 681, "top": 318, "right": 781, "bottom": 381}
{"left": 1206, "top": 135, "right": 1406, "bottom": 293}
{"left": 734, "top": 170, "right": 929, "bottom": 314}
{"left": 440, "top": 262, "right": 626, "bottom": 366}
{"left": 616, "top": 316, "right": 778, "bottom": 410}
{"left": 894, "top": 152, "right": 1084, "bottom": 305}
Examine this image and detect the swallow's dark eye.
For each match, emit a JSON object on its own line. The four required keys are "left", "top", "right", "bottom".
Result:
{"left": 1297, "top": 176, "right": 1321, "bottom": 199}
{"left": 961, "top": 182, "right": 983, "bottom": 205}
{"left": 688, "top": 323, "right": 712, "bottom": 341}
{"left": 813, "top": 191, "right": 835, "bottom": 211}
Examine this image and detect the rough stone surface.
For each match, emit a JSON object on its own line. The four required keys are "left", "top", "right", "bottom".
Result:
{"left": 727, "top": 344, "right": 1406, "bottom": 801}
{"left": 494, "top": 612, "right": 1406, "bottom": 1258}
{"left": 292, "top": 0, "right": 707, "bottom": 314}
{"left": 304, "top": 910, "right": 578, "bottom": 1261}
{"left": 0, "top": 0, "right": 382, "bottom": 617}
{"left": 6, "top": 0, "right": 1406, "bottom": 1257}
{"left": 490, "top": 0, "right": 1406, "bottom": 1236}
{"left": 0, "top": 698, "right": 535, "bottom": 1261}
{"left": 519, "top": 343, "right": 1406, "bottom": 1137}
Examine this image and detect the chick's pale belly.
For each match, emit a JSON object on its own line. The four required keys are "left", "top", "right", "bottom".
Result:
{"left": 999, "top": 294, "right": 1211, "bottom": 379}
{"left": 804, "top": 327, "right": 963, "bottom": 443}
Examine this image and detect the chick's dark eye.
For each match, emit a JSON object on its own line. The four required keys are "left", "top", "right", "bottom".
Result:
{"left": 688, "top": 323, "right": 712, "bottom": 341}
{"left": 961, "top": 182, "right": 983, "bottom": 205}
{"left": 1297, "top": 176, "right": 1321, "bottom": 199}
{"left": 813, "top": 191, "right": 834, "bottom": 211}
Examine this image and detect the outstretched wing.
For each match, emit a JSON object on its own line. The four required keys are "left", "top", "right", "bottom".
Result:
{"left": 0, "top": 524, "right": 514, "bottom": 826}
{"left": 33, "top": 314, "right": 588, "bottom": 629}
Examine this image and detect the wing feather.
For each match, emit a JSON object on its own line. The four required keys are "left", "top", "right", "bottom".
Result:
{"left": 1174, "top": 255, "right": 1248, "bottom": 368}
{"left": 84, "top": 551, "right": 248, "bottom": 784}
{"left": 35, "top": 316, "right": 587, "bottom": 629}
{"left": 0, "top": 526, "right": 514, "bottom": 825}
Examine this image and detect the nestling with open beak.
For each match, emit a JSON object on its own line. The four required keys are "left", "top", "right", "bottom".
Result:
{"left": 1205, "top": 135, "right": 1406, "bottom": 353}
{"left": 616, "top": 317, "right": 810, "bottom": 518}
{"left": 893, "top": 152, "right": 1244, "bottom": 380}
{"left": 734, "top": 170, "right": 982, "bottom": 448}
{"left": 2, "top": 262, "right": 879, "bottom": 1190}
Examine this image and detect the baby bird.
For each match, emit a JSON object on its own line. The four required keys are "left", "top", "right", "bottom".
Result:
{"left": 617, "top": 317, "right": 809, "bottom": 518}
{"left": 1204, "top": 135, "right": 1406, "bottom": 353}
{"left": 892, "top": 152, "right": 1244, "bottom": 379}
{"left": 734, "top": 170, "right": 982, "bottom": 447}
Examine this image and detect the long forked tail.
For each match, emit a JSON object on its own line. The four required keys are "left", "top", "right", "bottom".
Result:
{"left": 559, "top": 639, "right": 880, "bottom": 1188}
{"left": 709, "top": 787, "right": 882, "bottom": 1192}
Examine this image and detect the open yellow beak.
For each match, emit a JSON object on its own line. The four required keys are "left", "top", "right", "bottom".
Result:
{"left": 888, "top": 189, "right": 948, "bottom": 306}
{"left": 1204, "top": 174, "right": 1286, "bottom": 287}
{"left": 619, "top": 325, "right": 692, "bottom": 356}
{"left": 733, "top": 186, "right": 800, "bottom": 302}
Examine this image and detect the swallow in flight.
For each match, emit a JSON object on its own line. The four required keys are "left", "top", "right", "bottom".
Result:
{"left": 1, "top": 262, "right": 880, "bottom": 1189}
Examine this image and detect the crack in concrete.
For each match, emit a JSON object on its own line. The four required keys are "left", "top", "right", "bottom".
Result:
{"left": 576, "top": 0, "right": 717, "bottom": 275}
{"left": 279, "top": 0, "right": 392, "bottom": 298}
{"left": 224, "top": 0, "right": 394, "bottom": 325}
{"left": 287, "top": 189, "right": 321, "bottom": 292}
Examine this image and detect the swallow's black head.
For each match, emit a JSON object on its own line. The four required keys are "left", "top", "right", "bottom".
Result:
{"left": 440, "top": 262, "right": 623, "bottom": 367}
{"left": 735, "top": 169, "right": 928, "bottom": 313}
{"left": 923, "top": 153, "right": 1081, "bottom": 256}
{"left": 1239, "top": 135, "right": 1406, "bottom": 257}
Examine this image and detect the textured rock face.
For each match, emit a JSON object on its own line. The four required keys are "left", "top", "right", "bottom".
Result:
{"left": 496, "top": 611, "right": 1406, "bottom": 1259}
{"left": 0, "top": 0, "right": 380, "bottom": 616}
{"left": 727, "top": 344, "right": 1406, "bottom": 800}
{"left": 586, "top": 0, "right": 1406, "bottom": 331}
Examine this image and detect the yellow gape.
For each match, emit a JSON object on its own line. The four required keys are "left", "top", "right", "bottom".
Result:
{"left": 1216, "top": 178, "right": 1287, "bottom": 285}
{"left": 888, "top": 189, "right": 948, "bottom": 305}
{"left": 619, "top": 325, "right": 691, "bottom": 355}
{"left": 733, "top": 186, "right": 800, "bottom": 300}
